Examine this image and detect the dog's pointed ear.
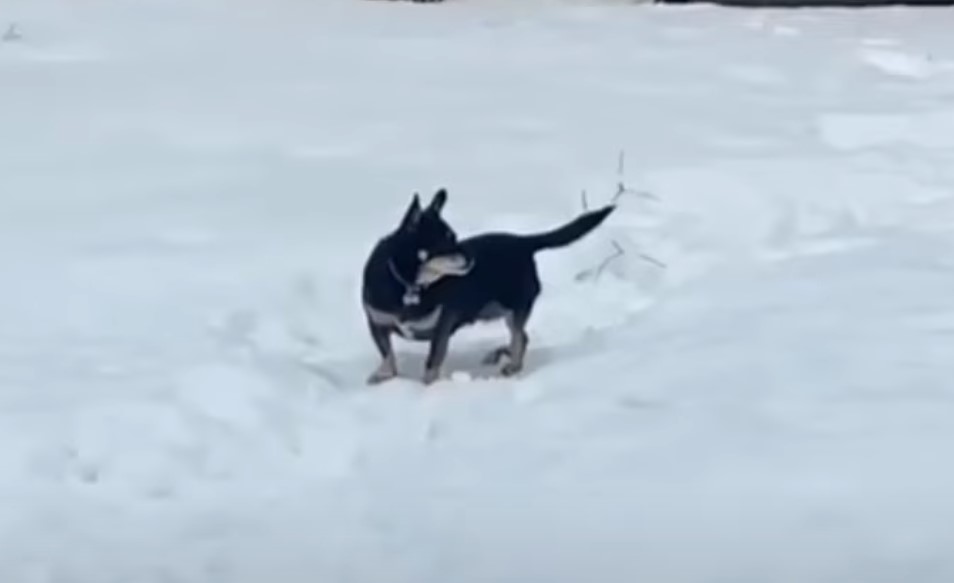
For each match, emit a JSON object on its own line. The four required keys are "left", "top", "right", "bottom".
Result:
{"left": 400, "top": 193, "right": 423, "bottom": 230}
{"left": 426, "top": 188, "right": 448, "bottom": 215}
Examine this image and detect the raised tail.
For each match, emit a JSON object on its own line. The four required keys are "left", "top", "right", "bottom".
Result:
{"left": 521, "top": 205, "right": 616, "bottom": 253}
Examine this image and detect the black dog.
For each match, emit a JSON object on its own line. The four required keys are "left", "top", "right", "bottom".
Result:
{"left": 361, "top": 188, "right": 615, "bottom": 385}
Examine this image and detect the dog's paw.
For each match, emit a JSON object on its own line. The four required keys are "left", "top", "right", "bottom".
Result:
{"left": 482, "top": 347, "right": 510, "bottom": 366}
{"left": 367, "top": 367, "right": 398, "bottom": 385}
{"left": 500, "top": 362, "right": 523, "bottom": 377}
{"left": 422, "top": 368, "right": 441, "bottom": 385}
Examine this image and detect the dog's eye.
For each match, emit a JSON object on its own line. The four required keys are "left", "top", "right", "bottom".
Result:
{"left": 417, "top": 249, "right": 429, "bottom": 261}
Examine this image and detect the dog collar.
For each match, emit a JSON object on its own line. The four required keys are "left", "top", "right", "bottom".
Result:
{"left": 387, "top": 260, "right": 422, "bottom": 306}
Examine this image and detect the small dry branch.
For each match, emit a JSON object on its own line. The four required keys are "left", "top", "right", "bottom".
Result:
{"left": 576, "top": 239, "right": 667, "bottom": 282}
{"left": 595, "top": 240, "right": 626, "bottom": 279}
{"left": 575, "top": 149, "right": 667, "bottom": 281}
{"left": 2, "top": 24, "right": 21, "bottom": 42}
{"left": 614, "top": 149, "right": 658, "bottom": 203}
{"left": 635, "top": 250, "right": 667, "bottom": 269}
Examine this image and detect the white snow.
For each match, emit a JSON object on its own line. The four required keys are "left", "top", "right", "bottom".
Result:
{"left": 818, "top": 110, "right": 954, "bottom": 149}
{"left": 3, "top": 1, "right": 954, "bottom": 581}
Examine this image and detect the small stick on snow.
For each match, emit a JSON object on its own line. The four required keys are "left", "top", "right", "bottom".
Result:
{"left": 2, "top": 24, "right": 21, "bottom": 42}
{"left": 594, "top": 240, "right": 626, "bottom": 279}
{"left": 616, "top": 149, "right": 628, "bottom": 201}
{"left": 636, "top": 250, "right": 667, "bottom": 269}
{"left": 581, "top": 240, "right": 667, "bottom": 281}
{"left": 573, "top": 151, "right": 667, "bottom": 281}
{"left": 613, "top": 148, "right": 659, "bottom": 203}
{"left": 612, "top": 187, "right": 658, "bottom": 204}
{"left": 597, "top": 240, "right": 668, "bottom": 278}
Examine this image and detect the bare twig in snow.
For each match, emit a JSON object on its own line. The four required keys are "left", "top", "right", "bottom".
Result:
{"left": 613, "top": 148, "right": 658, "bottom": 203}
{"left": 577, "top": 239, "right": 667, "bottom": 282}
{"left": 596, "top": 240, "right": 626, "bottom": 279}
{"left": 616, "top": 149, "right": 629, "bottom": 200}
{"left": 574, "top": 151, "right": 668, "bottom": 282}
{"left": 612, "top": 186, "right": 658, "bottom": 204}
{"left": 576, "top": 240, "right": 624, "bottom": 282}
{"left": 2, "top": 24, "right": 21, "bottom": 42}
{"left": 635, "top": 250, "right": 667, "bottom": 269}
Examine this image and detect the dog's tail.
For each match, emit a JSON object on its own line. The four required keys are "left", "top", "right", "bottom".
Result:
{"left": 521, "top": 205, "right": 616, "bottom": 253}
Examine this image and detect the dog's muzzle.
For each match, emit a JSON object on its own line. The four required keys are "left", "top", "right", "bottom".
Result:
{"left": 415, "top": 253, "right": 474, "bottom": 287}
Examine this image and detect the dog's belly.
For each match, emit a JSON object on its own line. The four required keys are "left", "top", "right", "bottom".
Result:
{"left": 365, "top": 303, "right": 442, "bottom": 341}
{"left": 395, "top": 312, "right": 440, "bottom": 340}
{"left": 475, "top": 302, "right": 509, "bottom": 322}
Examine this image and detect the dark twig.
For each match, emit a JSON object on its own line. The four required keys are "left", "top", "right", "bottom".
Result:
{"left": 594, "top": 240, "right": 626, "bottom": 279}
{"left": 613, "top": 149, "right": 658, "bottom": 203}
{"left": 574, "top": 151, "right": 668, "bottom": 281}
{"left": 612, "top": 187, "right": 658, "bottom": 204}
{"left": 2, "top": 24, "right": 21, "bottom": 42}
{"left": 635, "top": 250, "right": 667, "bottom": 269}
{"left": 592, "top": 239, "right": 668, "bottom": 279}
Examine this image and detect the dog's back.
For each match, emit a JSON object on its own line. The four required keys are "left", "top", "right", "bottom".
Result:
{"left": 425, "top": 205, "right": 616, "bottom": 328}
{"left": 435, "top": 233, "right": 543, "bottom": 323}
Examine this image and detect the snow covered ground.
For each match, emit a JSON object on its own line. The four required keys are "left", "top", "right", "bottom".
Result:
{"left": 3, "top": 0, "right": 954, "bottom": 581}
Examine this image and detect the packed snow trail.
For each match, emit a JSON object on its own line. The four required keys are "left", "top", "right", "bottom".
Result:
{"left": 3, "top": 1, "right": 954, "bottom": 581}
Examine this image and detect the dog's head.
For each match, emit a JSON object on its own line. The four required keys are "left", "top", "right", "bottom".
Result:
{"left": 390, "top": 188, "right": 471, "bottom": 284}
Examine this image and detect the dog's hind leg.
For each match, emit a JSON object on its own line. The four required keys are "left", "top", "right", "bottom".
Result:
{"left": 367, "top": 319, "right": 398, "bottom": 384}
{"left": 500, "top": 308, "right": 531, "bottom": 377}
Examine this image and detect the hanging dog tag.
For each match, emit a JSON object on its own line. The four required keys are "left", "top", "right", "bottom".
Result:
{"left": 403, "top": 288, "right": 421, "bottom": 306}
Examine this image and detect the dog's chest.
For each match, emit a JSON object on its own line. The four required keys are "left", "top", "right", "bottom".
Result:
{"left": 365, "top": 303, "right": 442, "bottom": 340}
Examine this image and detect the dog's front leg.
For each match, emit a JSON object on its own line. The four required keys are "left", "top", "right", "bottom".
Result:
{"left": 423, "top": 315, "right": 456, "bottom": 385}
{"left": 367, "top": 317, "right": 398, "bottom": 384}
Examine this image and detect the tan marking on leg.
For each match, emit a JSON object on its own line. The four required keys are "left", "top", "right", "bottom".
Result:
{"left": 368, "top": 352, "right": 397, "bottom": 384}
{"left": 500, "top": 314, "right": 528, "bottom": 377}
{"left": 365, "top": 306, "right": 398, "bottom": 384}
